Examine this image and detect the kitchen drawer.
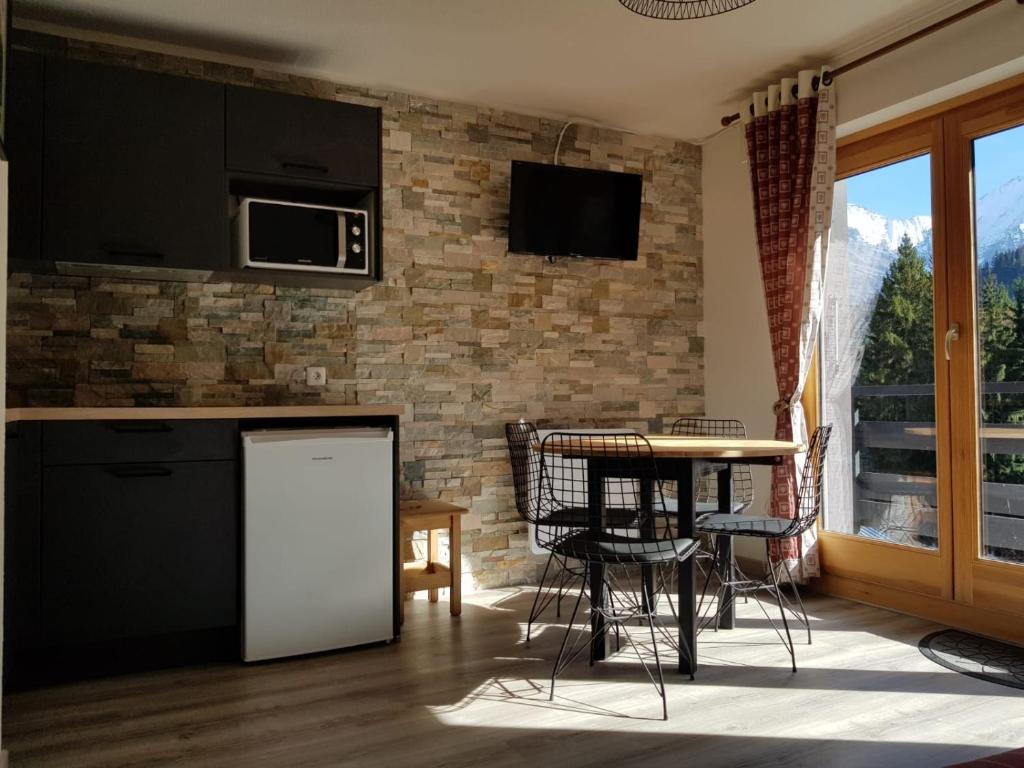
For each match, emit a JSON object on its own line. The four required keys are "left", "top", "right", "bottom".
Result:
{"left": 226, "top": 85, "right": 380, "bottom": 187}
{"left": 41, "top": 460, "right": 239, "bottom": 645}
{"left": 43, "top": 419, "right": 238, "bottom": 465}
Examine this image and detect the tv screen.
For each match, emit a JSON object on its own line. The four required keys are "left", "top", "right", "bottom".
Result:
{"left": 508, "top": 161, "right": 642, "bottom": 261}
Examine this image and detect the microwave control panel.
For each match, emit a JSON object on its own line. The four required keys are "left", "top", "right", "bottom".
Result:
{"left": 339, "top": 210, "right": 369, "bottom": 274}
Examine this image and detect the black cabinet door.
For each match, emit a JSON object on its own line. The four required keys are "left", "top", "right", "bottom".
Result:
{"left": 226, "top": 85, "right": 380, "bottom": 187}
{"left": 7, "top": 50, "right": 45, "bottom": 264}
{"left": 41, "top": 460, "right": 238, "bottom": 645}
{"left": 43, "top": 59, "right": 227, "bottom": 270}
{"left": 4, "top": 422, "right": 42, "bottom": 660}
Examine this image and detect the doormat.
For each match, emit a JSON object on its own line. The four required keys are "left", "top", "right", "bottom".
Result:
{"left": 919, "top": 629, "right": 1024, "bottom": 691}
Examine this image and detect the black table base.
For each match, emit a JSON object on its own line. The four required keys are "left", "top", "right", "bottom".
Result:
{"left": 586, "top": 453, "right": 784, "bottom": 675}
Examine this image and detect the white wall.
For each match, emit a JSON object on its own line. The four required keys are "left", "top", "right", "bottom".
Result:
{"left": 701, "top": 127, "right": 777, "bottom": 561}
{"left": 701, "top": 1, "right": 1024, "bottom": 563}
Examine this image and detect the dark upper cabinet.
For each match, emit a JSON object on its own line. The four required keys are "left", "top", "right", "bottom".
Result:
{"left": 7, "top": 50, "right": 45, "bottom": 263}
{"left": 42, "top": 58, "right": 227, "bottom": 270}
{"left": 226, "top": 85, "right": 380, "bottom": 187}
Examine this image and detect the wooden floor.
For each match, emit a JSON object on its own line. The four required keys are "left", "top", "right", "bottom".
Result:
{"left": 4, "top": 588, "right": 1024, "bottom": 767}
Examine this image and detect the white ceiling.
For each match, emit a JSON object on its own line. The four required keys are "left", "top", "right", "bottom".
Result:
{"left": 16, "top": 0, "right": 984, "bottom": 141}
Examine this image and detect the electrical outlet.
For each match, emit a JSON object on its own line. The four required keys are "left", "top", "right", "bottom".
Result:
{"left": 306, "top": 366, "right": 327, "bottom": 387}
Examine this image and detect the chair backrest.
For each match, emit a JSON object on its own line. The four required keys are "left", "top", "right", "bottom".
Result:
{"left": 505, "top": 420, "right": 543, "bottom": 524}
{"left": 671, "top": 417, "right": 754, "bottom": 506}
{"left": 539, "top": 432, "right": 688, "bottom": 562}
{"left": 789, "top": 424, "right": 833, "bottom": 537}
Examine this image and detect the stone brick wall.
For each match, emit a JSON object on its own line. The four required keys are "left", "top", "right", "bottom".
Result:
{"left": 7, "top": 34, "right": 704, "bottom": 588}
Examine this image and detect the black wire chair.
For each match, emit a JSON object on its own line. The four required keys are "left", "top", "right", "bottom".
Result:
{"left": 657, "top": 418, "right": 755, "bottom": 615}
{"left": 540, "top": 432, "right": 699, "bottom": 720}
{"left": 695, "top": 424, "right": 833, "bottom": 672}
{"left": 505, "top": 421, "right": 636, "bottom": 641}
{"left": 671, "top": 417, "right": 754, "bottom": 513}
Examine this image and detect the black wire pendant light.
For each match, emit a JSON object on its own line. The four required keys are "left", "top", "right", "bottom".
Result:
{"left": 618, "top": 0, "right": 757, "bottom": 20}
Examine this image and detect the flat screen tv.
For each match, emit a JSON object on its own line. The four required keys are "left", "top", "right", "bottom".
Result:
{"left": 508, "top": 160, "right": 642, "bottom": 261}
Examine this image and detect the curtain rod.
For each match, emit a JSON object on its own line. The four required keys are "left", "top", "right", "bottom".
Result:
{"left": 719, "top": 0, "right": 1023, "bottom": 127}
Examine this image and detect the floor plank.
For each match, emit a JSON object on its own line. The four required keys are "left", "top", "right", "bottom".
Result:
{"left": 4, "top": 589, "right": 1023, "bottom": 767}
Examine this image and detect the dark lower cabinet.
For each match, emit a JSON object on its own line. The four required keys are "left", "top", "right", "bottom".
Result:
{"left": 43, "top": 57, "right": 227, "bottom": 270}
{"left": 4, "top": 423, "right": 42, "bottom": 668}
{"left": 41, "top": 461, "right": 239, "bottom": 646}
{"left": 42, "top": 419, "right": 238, "bottom": 465}
{"left": 4, "top": 420, "right": 240, "bottom": 688}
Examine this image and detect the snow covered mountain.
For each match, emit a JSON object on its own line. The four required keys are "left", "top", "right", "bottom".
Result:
{"left": 843, "top": 175, "right": 1024, "bottom": 266}
{"left": 975, "top": 176, "right": 1024, "bottom": 263}
{"left": 846, "top": 204, "right": 932, "bottom": 256}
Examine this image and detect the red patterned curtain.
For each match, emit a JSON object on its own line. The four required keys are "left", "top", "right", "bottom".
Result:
{"left": 741, "top": 69, "right": 836, "bottom": 580}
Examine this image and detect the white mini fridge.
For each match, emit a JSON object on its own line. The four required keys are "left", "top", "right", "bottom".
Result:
{"left": 242, "top": 427, "right": 394, "bottom": 661}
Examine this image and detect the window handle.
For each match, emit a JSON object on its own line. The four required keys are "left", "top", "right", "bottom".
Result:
{"left": 944, "top": 323, "right": 960, "bottom": 361}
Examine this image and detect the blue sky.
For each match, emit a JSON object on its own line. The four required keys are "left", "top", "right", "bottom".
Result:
{"left": 845, "top": 123, "right": 1024, "bottom": 220}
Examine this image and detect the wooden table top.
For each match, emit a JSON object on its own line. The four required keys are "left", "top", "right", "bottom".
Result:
{"left": 536, "top": 434, "right": 803, "bottom": 459}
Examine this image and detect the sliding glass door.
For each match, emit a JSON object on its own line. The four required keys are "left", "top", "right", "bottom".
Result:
{"left": 817, "top": 80, "right": 1024, "bottom": 636}
{"left": 945, "top": 88, "right": 1024, "bottom": 618}
{"left": 820, "top": 117, "right": 954, "bottom": 600}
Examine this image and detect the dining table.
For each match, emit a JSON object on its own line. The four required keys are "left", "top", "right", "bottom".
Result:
{"left": 539, "top": 433, "right": 803, "bottom": 675}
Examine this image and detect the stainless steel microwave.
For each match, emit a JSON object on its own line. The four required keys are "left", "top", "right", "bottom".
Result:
{"left": 236, "top": 197, "right": 371, "bottom": 276}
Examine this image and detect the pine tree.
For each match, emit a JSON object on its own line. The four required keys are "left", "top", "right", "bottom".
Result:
{"left": 978, "top": 272, "right": 1014, "bottom": 385}
{"left": 858, "top": 234, "right": 934, "bottom": 389}
{"left": 856, "top": 234, "right": 934, "bottom": 474}
{"left": 855, "top": 240, "right": 1024, "bottom": 484}
{"left": 978, "top": 273, "right": 1024, "bottom": 483}
{"left": 1007, "top": 277, "right": 1024, "bottom": 383}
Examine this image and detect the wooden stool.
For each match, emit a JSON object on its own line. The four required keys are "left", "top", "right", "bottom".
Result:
{"left": 400, "top": 500, "right": 468, "bottom": 619}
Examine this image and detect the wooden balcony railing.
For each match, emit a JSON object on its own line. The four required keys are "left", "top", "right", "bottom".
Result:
{"left": 848, "top": 383, "right": 1024, "bottom": 555}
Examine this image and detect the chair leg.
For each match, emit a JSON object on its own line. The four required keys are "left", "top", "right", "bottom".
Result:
{"left": 527, "top": 549, "right": 557, "bottom": 642}
{"left": 614, "top": 573, "right": 672, "bottom": 718}
{"left": 766, "top": 541, "right": 797, "bottom": 673}
{"left": 779, "top": 555, "right": 812, "bottom": 645}
{"left": 550, "top": 582, "right": 586, "bottom": 702}
{"left": 697, "top": 535, "right": 722, "bottom": 632}
{"left": 655, "top": 563, "right": 678, "bottom": 621}
{"left": 555, "top": 555, "right": 574, "bottom": 618}
{"left": 645, "top": 606, "right": 668, "bottom": 721}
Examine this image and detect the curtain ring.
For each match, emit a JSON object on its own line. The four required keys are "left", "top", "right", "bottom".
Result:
{"left": 821, "top": 70, "right": 834, "bottom": 87}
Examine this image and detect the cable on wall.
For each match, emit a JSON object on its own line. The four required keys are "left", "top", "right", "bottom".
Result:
{"left": 553, "top": 121, "right": 577, "bottom": 165}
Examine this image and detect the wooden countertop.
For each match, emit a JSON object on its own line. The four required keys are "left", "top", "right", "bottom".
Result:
{"left": 6, "top": 405, "right": 405, "bottom": 422}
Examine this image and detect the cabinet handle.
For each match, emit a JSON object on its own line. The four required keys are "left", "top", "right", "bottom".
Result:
{"left": 104, "top": 247, "right": 165, "bottom": 260}
{"left": 280, "top": 160, "right": 329, "bottom": 174}
{"left": 106, "top": 465, "right": 174, "bottom": 479}
{"left": 109, "top": 422, "right": 173, "bottom": 434}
